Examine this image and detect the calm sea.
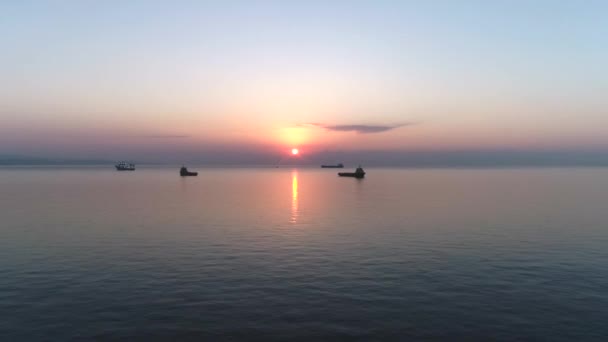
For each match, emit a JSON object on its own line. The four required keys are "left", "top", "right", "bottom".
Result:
{"left": 1, "top": 166, "right": 607, "bottom": 341}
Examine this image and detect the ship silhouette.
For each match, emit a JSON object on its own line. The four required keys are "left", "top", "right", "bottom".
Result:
{"left": 321, "top": 163, "right": 344, "bottom": 168}
{"left": 180, "top": 166, "right": 198, "bottom": 176}
{"left": 338, "top": 166, "right": 365, "bottom": 179}
{"left": 115, "top": 162, "right": 135, "bottom": 171}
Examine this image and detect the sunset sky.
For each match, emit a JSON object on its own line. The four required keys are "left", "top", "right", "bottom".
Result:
{"left": 1, "top": 1, "right": 607, "bottom": 164}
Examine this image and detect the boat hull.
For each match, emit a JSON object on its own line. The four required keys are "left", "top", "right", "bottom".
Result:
{"left": 338, "top": 172, "right": 365, "bottom": 179}
{"left": 180, "top": 172, "right": 198, "bottom": 176}
{"left": 115, "top": 166, "right": 135, "bottom": 171}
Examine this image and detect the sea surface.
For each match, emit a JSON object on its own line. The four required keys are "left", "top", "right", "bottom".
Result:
{"left": 1, "top": 166, "right": 607, "bottom": 341}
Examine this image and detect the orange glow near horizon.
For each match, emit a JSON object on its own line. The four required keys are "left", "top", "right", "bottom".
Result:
{"left": 278, "top": 127, "right": 310, "bottom": 147}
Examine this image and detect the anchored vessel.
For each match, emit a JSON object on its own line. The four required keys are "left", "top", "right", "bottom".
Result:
{"left": 338, "top": 166, "right": 365, "bottom": 179}
{"left": 321, "top": 163, "right": 344, "bottom": 168}
{"left": 180, "top": 166, "right": 198, "bottom": 176}
{"left": 115, "top": 162, "right": 135, "bottom": 171}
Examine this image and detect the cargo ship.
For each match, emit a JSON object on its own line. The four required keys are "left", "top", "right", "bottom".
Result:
{"left": 321, "top": 163, "right": 344, "bottom": 168}
{"left": 180, "top": 166, "right": 198, "bottom": 176}
{"left": 338, "top": 166, "right": 365, "bottom": 179}
{"left": 115, "top": 161, "right": 135, "bottom": 171}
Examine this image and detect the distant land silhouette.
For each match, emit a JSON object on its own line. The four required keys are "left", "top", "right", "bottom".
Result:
{"left": 0, "top": 155, "right": 112, "bottom": 166}
{"left": 3, "top": 150, "right": 608, "bottom": 167}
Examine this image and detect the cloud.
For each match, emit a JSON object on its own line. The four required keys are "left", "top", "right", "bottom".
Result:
{"left": 136, "top": 134, "right": 190, "bottom": 139}
{"left": 303, "top": 122, "right": 413, "bottom": 134}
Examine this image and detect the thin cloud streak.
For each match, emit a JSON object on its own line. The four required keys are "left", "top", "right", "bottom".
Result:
{"left": 135, "top": 134, "right": 191, "bottom": 139}
{"left": 303, "top": 122, "right": 415, "bottom": 134}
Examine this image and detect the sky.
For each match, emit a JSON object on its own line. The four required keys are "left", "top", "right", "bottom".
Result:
{"left": 0, "top": 0, "right": 607, "bottom": 164}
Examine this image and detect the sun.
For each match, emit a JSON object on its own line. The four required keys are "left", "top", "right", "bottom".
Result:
{"left": 291, "top": 148, "right": 299, "bottom": 155}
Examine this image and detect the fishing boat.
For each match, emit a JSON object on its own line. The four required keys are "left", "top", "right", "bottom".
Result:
{"left": 321, "top": 163, "right": 344, "bottom": 168}
{"left": 338, "top": 166, "right": 365, "bottom": 179}
{"left": 180, "top": 166, "right": 198, "bottom": 176}
{"left": 115, "top": 161, "right": 135, "bottom": 171}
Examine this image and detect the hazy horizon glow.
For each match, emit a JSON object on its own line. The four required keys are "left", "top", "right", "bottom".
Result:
{"left": 1, "top": 1, "right": 607, "bottom": 162}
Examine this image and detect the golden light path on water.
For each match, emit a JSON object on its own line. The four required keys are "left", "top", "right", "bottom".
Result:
{"left": 290, "top": 170, "right": 298, "bottom": 224}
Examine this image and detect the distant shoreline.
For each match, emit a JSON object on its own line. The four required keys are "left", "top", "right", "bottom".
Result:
{"left": 3, "top": 163, "right": 608, "bottom": 169}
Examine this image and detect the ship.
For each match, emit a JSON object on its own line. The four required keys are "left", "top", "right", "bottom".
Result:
{"left": 321, "top": 163, "right": 344, "bottom": 168}
{"left": 115, "top": 161, "right": 135, "bottom": 171}
{"left": 338, "top": 166, "right": 365, "bottom": 179}
{"left": 180, "top": 166, "right": 198, "bottom": 176}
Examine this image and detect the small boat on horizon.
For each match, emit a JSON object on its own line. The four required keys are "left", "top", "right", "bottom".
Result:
{"left": 338, "top": 166, "right": 365, "bottom": 179}
{"left": 180, "top": 166, "right": 198, "bottom": 176}
{"left": 115, "top": 161, "right": 135, "bottom": 171}
{"left": 321, "top": 163, "right": 344, "bottom": 168}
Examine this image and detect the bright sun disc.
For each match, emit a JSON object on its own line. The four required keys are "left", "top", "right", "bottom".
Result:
{"left": 291, "top": 148, "right": 299, "bottom": 155}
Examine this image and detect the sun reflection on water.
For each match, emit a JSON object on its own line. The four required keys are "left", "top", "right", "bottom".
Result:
{"left": 290, "top": 170, "right": 298, "bottom": 224}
